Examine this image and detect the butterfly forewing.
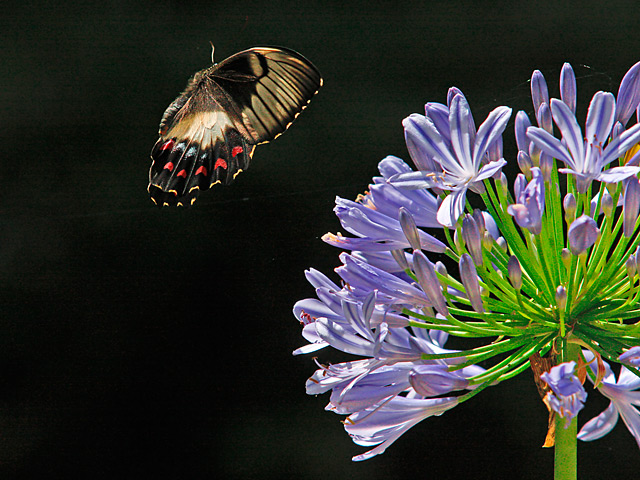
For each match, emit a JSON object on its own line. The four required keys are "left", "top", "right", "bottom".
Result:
{"left": 148, "top": 46, "right": 321, "bottom": 206}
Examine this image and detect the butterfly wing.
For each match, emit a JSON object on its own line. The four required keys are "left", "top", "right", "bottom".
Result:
{"left": 148, "top": 47, "right": 321, "bottom": 206}
{"left": 209, "top": 47, "right": 323, "bottom": 144}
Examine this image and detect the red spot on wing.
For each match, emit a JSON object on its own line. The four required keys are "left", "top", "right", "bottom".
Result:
{"left": 214, "top": 158, "right": 228, "bottom": 170}
{"left": 177, "top": 169, "right": 187, "bottom": 178}
{"left": 195, "top": 166, "right": 208, "bottom": 176}
{"left": 231, "top": 146, "right": 243, "bottom": 157}
{"left": 161, "top": 139, "right": 175, "bottom": 151}
{"left": 163, "top": 162, "right": 174, "bottom": 172}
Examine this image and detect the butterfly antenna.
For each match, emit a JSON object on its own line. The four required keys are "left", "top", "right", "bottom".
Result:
{"left": 209, "top": 42, "right": 215, "bottom": 64}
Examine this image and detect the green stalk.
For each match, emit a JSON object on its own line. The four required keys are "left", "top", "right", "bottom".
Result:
{"left": 553, "top": 340, "right": 580, "bottom": 480}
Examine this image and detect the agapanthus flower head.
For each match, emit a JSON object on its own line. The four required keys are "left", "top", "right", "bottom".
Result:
{"left": 293, "top": 60, "right": 640, "bottom": 462}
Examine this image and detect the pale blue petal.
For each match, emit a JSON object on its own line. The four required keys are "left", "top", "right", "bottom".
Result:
{"left": 388, "top": 171, "right": 440, "bottom": 190}
{"left": 527, "top": 126, "right": 575, "bottom": 167}
{"left": 585, "top": 92, "right": 615, "bottom": 148}
{"left": 600, "top": 122, "right": 640, "bottom": 166}
{"left": 474, "top": 159, "right": 507, "bottom": 182}
{"left": 578, "top": 402, "right": 618, "bottom": 441}
{"left": 596, "top": 166, "right": 640, "bottom": 183}
{"left": 403, "top": 114, "right": 443, "bottom": 172}
{"left": 472, "top": 106, "right": 512, "bottom": 168}
{"left": 550, "top": 98, "right": 585, "bottom": 169}
{"left": 437, "top": 188, "right": 467, "bottom": 227}
{"left": 448, "top": 94, "right": 475, "bottom": 175}
{"left": 616, "top": 60, "right": 640, "bottom": 125}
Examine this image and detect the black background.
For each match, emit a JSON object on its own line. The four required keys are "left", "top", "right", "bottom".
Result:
{"left": 2, "top": 0, "right": 640, "bottom": 478}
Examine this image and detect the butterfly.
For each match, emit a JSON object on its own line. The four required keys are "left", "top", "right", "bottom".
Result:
{"left": 148, "top": 46, "right": 322, "bottom": 206}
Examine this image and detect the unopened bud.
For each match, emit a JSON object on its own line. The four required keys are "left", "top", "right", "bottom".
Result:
{"left": 459, "top": 254, "right": 484, "bottom": 313}
{"left": 563, "top": 193, "right": 576, "bottom": 222}
{"left": 602, "top": 190, "right": 613, "bottom": 218}
{"left": 508, "top": 256, "right": 523, "bottom": 290}
{"left": 517, "top": 151, "right": 533, "bottom": 177}
{"left": 556, "top": 285, "right": 567, "bottom": 311}
{"left": 462, "top": 214, "right": 483, "bottom": 266}
{"left": 391, "top": 249, "right": 410, "bottom": 271}
{"left": 399, "top": 207, "right": 422, "bottom": 250}
{"left": 626, "top": 254, "right": 637, "bottom": 279}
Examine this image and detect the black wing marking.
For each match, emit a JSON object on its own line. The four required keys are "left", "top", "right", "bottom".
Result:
{"left": 149, "top": 106, "right": 254, "bottom": 206}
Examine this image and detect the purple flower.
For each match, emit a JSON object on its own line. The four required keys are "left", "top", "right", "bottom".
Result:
{"left": 541, "top": 362, "right": 587, "bottom": 424}
{"left": 619, "top": 347, "right": 640, "bottom": 368}
{"left": 568, "top": 215, "right": 599, "bottom": 255}
{"left": 345, "top": 396, "right": 460, "bottom": 461}
{"left": 324, "top": 196, "right": 446, "bottom": 253}
{"left": 391, "top": 93, "right": 512, "bottom": 226}
{"left": 578, "top": 350, "right": 640, "bottom": 448}
{"left": 507, "top": 167, "right": 545, "bottom": 234}
{"left": 527, "top": 93, "right": 640, "bottom": 192}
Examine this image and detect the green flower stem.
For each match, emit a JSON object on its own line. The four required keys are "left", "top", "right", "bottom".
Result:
{"left": 554, "top": 395, "right": 578, "bottom": 480}
{"left": 554, "top": 340, "right": 581, "bottom": 480}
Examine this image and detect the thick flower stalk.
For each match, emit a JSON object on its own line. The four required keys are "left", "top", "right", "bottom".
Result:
{"left": 293, "top": 61, "right": 640, "bottom": 471}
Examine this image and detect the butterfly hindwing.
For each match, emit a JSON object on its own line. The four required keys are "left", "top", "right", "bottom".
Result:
{"left": 149, "top": 104, "right": 254, "bottom": 206}
{"left": 148, "top": 46, "right": 321, "bottom": 206}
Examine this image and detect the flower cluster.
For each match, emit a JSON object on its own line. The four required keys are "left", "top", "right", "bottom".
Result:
{"left": 293, "top": 62, "right": 640, "bottom": 461}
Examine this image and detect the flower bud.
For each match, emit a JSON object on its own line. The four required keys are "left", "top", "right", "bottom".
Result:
{"left": 563, "top": 193, "right": 576, "bottom": 222}
{"left": 556, "top": 285, "right": 567, "bottom": 311}
{"left": 539, "top": 153, "right": 552, "bottom": 183}
{"left": 560, "top": 63, "right": 576, "bottom": 114}
{"left": 413, "top": 250, "right": 449, "bottom": 317}
{"left": 482, "top": 230, "right": 493, "bottom": 252}
{"left": 435, "top": 261, "right": 448, "bottom": 278}
{"left": 472, "top": 209, "right": 486, "bottom": 234}
{"left": 561, "top": 248, "right": 571, "bottom": 269}
{"left": 496, "top": 236, "right": 507, "bottom": 253}
{"left": 462, "top": 214, "right": 483, "bottom": 266}
{"left": 624, "top": 177, "right": 640, "bottom": 238}
{"left": 515, "top": 111, "right": 532, "bottom": 153}
{"left": 568, "top": 215, "right": 599, "bottom": 255}
{"left": 391, "top": 249, "right": 410, "bottom": 271}
{"left": 459, "top": 254, "right": 484, "bottom": 313}
{"left": 626, "top": 254, "right": 637, "bottom": 279}
{"left": 399, "top": 207, "right": 422, "bottom": 250}
{"left": 538, "top": 102, "right": 553, "bottom": 134}
{"left": 601, "top": 190, "right": 613, "bottom": 218}
{"left": 531, "top": 70, "right": 549, "bottom": 122}
{"left": 517, "top": 151, "right": 532, "bottom": 177}
{"left": 507, "top": 256, "right": 523, "bottom": 290}
{"left": 494, "top": 171, "right": 508, "bottom": 191}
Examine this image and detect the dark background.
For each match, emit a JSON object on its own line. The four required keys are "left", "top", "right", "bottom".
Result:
{"left": 2, "top": 0, "right": 640, "bottom": 478}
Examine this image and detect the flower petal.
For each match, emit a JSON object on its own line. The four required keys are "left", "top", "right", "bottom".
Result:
{"left": 550, "top": 98, "right": 585, "bottom": 169}
{"left": 526, "top": 126, "right": 574, "bottom": 167}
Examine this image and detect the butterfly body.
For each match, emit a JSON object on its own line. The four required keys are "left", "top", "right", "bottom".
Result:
{"left": 149, "top": 47, "right": 322, "bottom": 206}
